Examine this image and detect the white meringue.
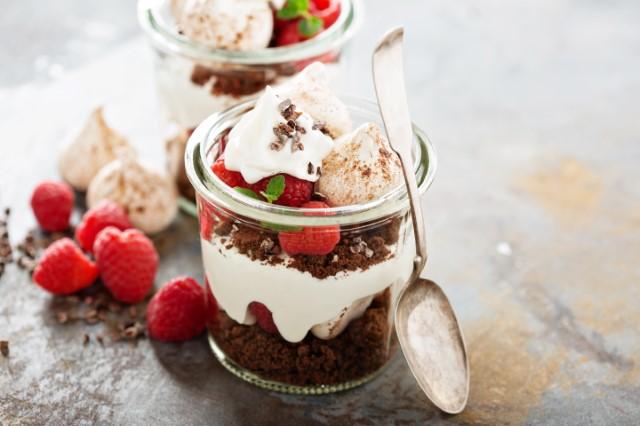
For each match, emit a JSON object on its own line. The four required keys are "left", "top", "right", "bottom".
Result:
{"left": 87, "top": 156, "right": 178, "bottom": 234}
{"left": 278, "top": 62, "right": 352, "bottom": 138}
{"left": 58, "top": 107, "right": 135, "bottom": 191}
{"left": 316, "top": 123, "right": 403, "bottom": 206}
{"left": 172, "top": 0, "right": 273, "bottom": 51}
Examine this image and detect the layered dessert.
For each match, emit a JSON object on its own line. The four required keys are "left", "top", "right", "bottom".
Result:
{"left": 139, "top": 0, "right": 360, "bottom": 201}
{"left": 192, "top": 63, "right": 418, "bottom": 388}
{"left": 140, "top": 0, "right": 353, "bottom": 128}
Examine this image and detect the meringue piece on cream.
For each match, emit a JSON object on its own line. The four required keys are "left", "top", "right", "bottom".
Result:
{"left": 311, "top": 295, "right": 373, "bottom": 339}
{"left": 172, "top": 0, "right": 273, "bottom": 51}
{"left": 87, "top": 156, "right": 178, "bottom": 234}
{"left": 317, "top": 123, "right": 403, "bottom": 206}
{"left": 278, "top": 62, "right": 352, "bottom": 138}
{"left": 224, "top": 86, "right": 334, "bottom": 184}
{"left": 58, "top": 107, "right": 135, "bottom": 191}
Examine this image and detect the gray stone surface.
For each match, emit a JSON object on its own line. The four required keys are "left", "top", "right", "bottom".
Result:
{"left": 1, "top": 0, "right": 640, "bottom": 424}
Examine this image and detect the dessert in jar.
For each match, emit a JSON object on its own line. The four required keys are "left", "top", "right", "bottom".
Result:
{"left": 185, "top": 62, "right": 436, "bottom": 393}
{"left": 138, "top": 0, "right": 362, "bottom": 202}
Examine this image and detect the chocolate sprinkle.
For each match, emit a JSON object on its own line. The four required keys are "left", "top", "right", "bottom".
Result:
{"left": 0, "top": 340, "right": 9, "bottom": 357}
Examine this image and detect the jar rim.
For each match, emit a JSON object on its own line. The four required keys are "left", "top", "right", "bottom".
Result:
{"left": 137, "top": 0, "right": 363, "bottom": 64}
{"left": 185, "top": 95, "right": 437, "bottom": 227}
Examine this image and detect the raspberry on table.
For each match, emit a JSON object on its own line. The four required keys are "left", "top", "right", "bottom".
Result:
{"left": 211, "top": 157, "right": 249, "bottom": 189}
{"left": 147, "top": 276, "right": 207, "bottom": 342}
{"left": 278, "top": 201, "right": 340, "bottom": 255}
{"left": 249, "top": 302, "right": 278, "bottom": 334}
{"left": 30, "top": 180, "right": 75, "bottom": 232}
{"left": 93, "top": 227, "right": 158, "bottom": 304}
{"left": 250, "top": 174, "right": 313, "bottom": 207}
{"left": 75, "top": 200, "right": 132, "bottom": 253}
{"left": 33, "top": 238, "right": 98, "bottom": 295}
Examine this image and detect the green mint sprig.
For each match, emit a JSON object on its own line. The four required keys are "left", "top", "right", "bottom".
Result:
{"left": 277, "top": 0, "right": 324, "bottom": 38}
{"left": 261, "top": 175, "right": 285, "bottom": 203}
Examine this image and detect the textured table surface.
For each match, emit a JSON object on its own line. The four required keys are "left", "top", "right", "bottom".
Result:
{"left": 1, "top": 0, "right": 640, "bottom": 425}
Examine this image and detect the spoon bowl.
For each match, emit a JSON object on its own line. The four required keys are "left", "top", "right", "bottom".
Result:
{"left": 395, "top": 278, "right": 469, "bottom": 414}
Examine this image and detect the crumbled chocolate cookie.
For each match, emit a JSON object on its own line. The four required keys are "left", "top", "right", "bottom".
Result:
{"left": 191, "top": 65, "right": 275, "bottom": 97}
{"left": 223, "top": 219, "right": 401, "bottom": 279}
{"left": 210, "top": 290, "right": 395, "bottom": 386}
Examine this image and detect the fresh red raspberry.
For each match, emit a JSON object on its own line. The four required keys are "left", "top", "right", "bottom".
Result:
{"left": 249, "top": 302, "right": 278, "bottom": 334}
{"left": 147, "top": 276, "right": 207, "bottom": 342}
{"left": 198, "top": 196, "right": 216, "bottom": 240}
{"left": 250, "top": 174, "right": 313, "bottom": 207}
{"left": 275, "top": 21, "right": 303, "bottom": 46}
{"left": 33, "top": 238, "right": 98, "bottom": 295}
{"left": 204, "top": 278, "right": 219, "bottom": 328}
{"left": 75, "top": 201, "right": 132, "bottom": 253}
{"left": 311, "top": 0, "right": 341, "bottom": 28}
{"left": 278, "top": 201, "right": 340, "bottom": 255}
{"left": 30, "top": 181, "right": 74, "bottom": 232}
{"left": 211, "top": 157, "right": 249, "bottom": 189}
{"left": 93, "top": 227, "right": 158, "bottom": 303}
{"left": 312, "top": 0, "right": 331, "bottom": 10}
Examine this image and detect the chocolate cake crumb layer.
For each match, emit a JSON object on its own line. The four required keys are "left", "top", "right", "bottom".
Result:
{"left": 190, "top": 65, "right": 275, "bottom": 98}
{"left": 210, "top": 291, "right": 395, "bottom": 386}
{"left": 219, "top": 217, "right": 402, "bottom": 279}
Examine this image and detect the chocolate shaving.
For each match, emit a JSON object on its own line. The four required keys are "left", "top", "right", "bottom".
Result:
{"left": 0, "top": 208, "right": 12, "bottom": 279}
{"left": 307, "top": 162, "right": 314, "bottom": 174}
{"left": 0, "top": 340, "right": 9, "bottom": 357}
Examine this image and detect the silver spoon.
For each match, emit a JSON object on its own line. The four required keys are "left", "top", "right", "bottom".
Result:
{"left": 372, "top": 27, "right": 470, "bottom": 414}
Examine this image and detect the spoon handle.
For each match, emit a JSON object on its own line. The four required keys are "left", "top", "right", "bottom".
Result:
{"left": 372, "top": 27, "right": 427, "bottom": 279}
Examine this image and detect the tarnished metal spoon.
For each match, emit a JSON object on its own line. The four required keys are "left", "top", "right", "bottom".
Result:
{"left": 372, "top": 27, "right": 470, "bottom": 414}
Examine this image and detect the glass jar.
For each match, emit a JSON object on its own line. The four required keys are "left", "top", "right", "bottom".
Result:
{"left": 185, "top": 97, "right": 436, "bottom": 394}
{"left": 138, "top": 0, "right": 363, "bottom": 129}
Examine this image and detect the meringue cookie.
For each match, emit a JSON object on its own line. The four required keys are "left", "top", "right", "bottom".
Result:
{"left": 87, "top": 156, "right": 178, "bottom": 234}
{"left": 311, "top": 295, "right": 373, "bottom": 339}
{"left": 172, "top": 0, "right": 273, "bottom": 51}
{"left": 58, "top": 107, "right": 135, "bottom": 191}
{"left": 278, "top": 62, "right": 352, "bottom": 138}
{"left": 316, "top": 123, "right": 403, "bottom": 206}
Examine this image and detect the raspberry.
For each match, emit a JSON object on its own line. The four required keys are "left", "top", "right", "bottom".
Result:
{"left": 275, "top": 21, "right": 302, "bottom": 46}
{"left": 250, "top": 174, "right": 313, "bottom": 207}
{"left": 94, "top": 227, "right": 158, "bottom": 303}
{"left": 75, "top": 201, "right": 132, "bottom": 253}
{"left": 249, "top": 302, "right": 278, "bottom": 334}
{"left": 147, "top": 277, "right": 207, "bottom": 341}
{"left": 30, "top": 181, "right": 74, "bottom": 232}
{"left": 278, "top": 201, "right": 340, "bottom": 255}
{"left": 311, "top": 0, "right": 341, "bottom": 28}
{"left": 33, "top": 238, "right": 98, "bottom": 295}
{"left": 198, "top": 197, "right": 216, "bottom": 240}
{"left": 211, "top": 157, "right": 249, "bottom": 189}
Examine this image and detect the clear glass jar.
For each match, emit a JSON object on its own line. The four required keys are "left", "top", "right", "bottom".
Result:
{"left": 138, "top": 0, "right": 363, "bottom": 129}
{"left": 185, "top": 97, "right": 436, "bottom": 394}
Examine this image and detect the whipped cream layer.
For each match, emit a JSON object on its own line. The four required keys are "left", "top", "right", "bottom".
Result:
{"left": 225, "top": 86, "right": 334, "bottom": 184}
{"left": 201, "top": 234, "right": 415, "bottom": 343}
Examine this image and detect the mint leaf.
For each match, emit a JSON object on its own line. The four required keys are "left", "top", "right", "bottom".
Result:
{"left": 298, "top": 15, "right": 323, "bottom": 37}
{"left": 277, "top": 0, "right": 309, "bottom": 20}
{"left": 234, "top": 187, "right": 260, "bottom": 200}
{"left": 261, "top": 175, "right": 285, "bottom": 203}
{"left": 260, "top": 221, "right": 303, "bottom": 232}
